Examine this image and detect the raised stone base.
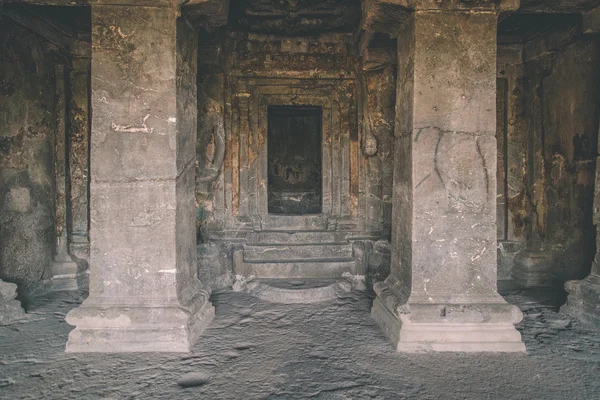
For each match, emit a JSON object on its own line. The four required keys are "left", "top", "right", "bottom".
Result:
{"left": 65, "top": 293, "right": 214, "bottom": 353}
{"left": 371, "top": 295, "right": 526, "bottom": 353}
{"left": 237, "top": 277, "right": 362, "bottom": 304}
{"left": 512, "top": 251, "right": 557, "bottom": 287}
{"left": 0, "top": 279, "right": 25, "bottom": 325}
{"left": 561, "top": 274, "right": 600, "bottom": 327}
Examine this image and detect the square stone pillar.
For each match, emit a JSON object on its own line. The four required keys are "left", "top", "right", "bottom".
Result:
{"left": 371, "top": 9, "right": 525, "bottom": 352}
{"left": 67, "top": 57, "right": 92, "bottom": 262}
{"left": 562, "top": 252, "right": 600, "bottom": 327}
{"left": 65, "top": 1, "right": 214, "bottom": 352}
{"left": 561, "top": 153, "right": 600, "bottom": 327}
{"left": 51, "top": 64, "right": 80, "bottom": 291}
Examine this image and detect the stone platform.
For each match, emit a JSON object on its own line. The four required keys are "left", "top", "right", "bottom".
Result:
{"left": 236, "top": 277, "right": 364, "bottom": 304}
{"left": 233, "top": 231, "right": 360, "bottom": 279}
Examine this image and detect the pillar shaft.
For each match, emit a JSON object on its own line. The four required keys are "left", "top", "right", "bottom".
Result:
{"left": 372, "top": 10, "right": 525, "bottom": 352}
{"left": 65, "top": 3, "right": 214, "bottom": 352}
{"left": 67, "top": 57, "right": 91, "bottom": 259}
{"left": 51, "top": 64, "right": 80, "bottom": 290}
{"left": 561, "top": 156, "right": 600, "bottom": 327}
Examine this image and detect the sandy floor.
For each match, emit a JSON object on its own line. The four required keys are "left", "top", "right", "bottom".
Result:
{"left": 1, "top": 281, "right": 599, "bottom": 400}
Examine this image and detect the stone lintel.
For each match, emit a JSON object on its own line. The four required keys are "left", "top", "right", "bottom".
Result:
{"left": 89, "top": 0, "right": 230, "bottom": 30}
{"left": 89, "top": 0, "right": 185, "bottom": 8}
{"left": 391, "top": 0, "right": 520, "bottom": 12}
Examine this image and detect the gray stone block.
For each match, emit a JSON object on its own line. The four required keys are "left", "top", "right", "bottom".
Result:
{"left": 0, "top": 279, "right": 25, "bottom": 325}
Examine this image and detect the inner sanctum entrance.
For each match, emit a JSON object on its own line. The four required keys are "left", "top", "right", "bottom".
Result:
{"left": 267, "top": 106, "right": 323, "bottom": 215}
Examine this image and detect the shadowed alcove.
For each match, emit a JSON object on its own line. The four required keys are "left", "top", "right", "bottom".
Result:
{"left": 267, "top": 106, "right": 323, "bottom": 215}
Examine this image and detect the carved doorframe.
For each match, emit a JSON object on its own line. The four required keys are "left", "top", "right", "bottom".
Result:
{"left": 227, "top": 77, "right": 359, "bottom": 232}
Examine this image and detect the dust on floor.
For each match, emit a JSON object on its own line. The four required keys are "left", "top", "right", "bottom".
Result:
{"left": 0, "top": 281, "right": 599, "bottom": 399}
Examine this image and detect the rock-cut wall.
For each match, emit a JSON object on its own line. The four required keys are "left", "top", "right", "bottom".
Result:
{"left": 0, "top": 20, "right": 59, "bottom": 295}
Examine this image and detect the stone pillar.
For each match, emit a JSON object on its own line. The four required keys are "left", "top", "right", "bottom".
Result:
{"left": 511, "top": 52, "right": 553, "bottom": 287}
{"left": 561, "top": 134, "right": 600, "bottom": 327}
{"left": 562, "top": 239, "right": 600, "bottom": 327}
{"left": 371, "top": 6, "right": 525, "bottom": 352}
{"left": 65, "top": 1, "right": 214, "bottom": 352}
{"left": 561, "top": 4, "right": 600, "bottom": 328}
{"left": 67, "top": 57, "right": 91, "bottom": 262}
{"left": 51, "top": 64, "right": 80, "bottom": 291}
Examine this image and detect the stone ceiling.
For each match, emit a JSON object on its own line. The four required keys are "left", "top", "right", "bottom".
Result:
{"left": 2, "top": 0, "right": 599, "bottom": 41}
{"left": 498, "top": 13, "right": 581, "bottom": 43}
{"left": 228, "top": 0, "right": 362, "bottom": 35}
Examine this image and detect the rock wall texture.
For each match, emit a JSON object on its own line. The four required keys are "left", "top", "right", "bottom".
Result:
{"left": 66, "top": 57, "right": 90, "bottom": 261}
{"left": 196, "top": 29, "right": 397, "bottom": 287}
{"left": 495, "top": 46, "right": 529, "bottom": 279}
{"left": 0, "top": 20, "right": 58, "bottom": 294}
{"left": 521, "top": 35, "right": 600, "bottom": 283}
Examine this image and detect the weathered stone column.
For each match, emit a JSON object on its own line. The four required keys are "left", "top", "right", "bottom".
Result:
{"left": 371, "top": 2, "right": 525, "bottom": 352}
{"left": 51, "top": 64, "right": 80, "bottom": 291}
{"left": 67, "top": 57, "right": 91, "bottom": 263}
{"left": 562, "top": 88, "right": 600, "bottom": 327}
{"left": 511, "top": 52, "right": 553, "bottom": 287}
{"left": 562, "top": 232, "right": 600, "bottom": 327}
{"left": 65, "top": 1, "right": 214, "bottom": 352}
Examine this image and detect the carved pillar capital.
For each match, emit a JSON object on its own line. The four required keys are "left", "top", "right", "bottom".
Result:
{"left": 361, "top": 0, "right": 519, "bottom": 36}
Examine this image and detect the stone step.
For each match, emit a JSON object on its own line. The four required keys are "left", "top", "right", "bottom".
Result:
{"left": 235, "top": 260, "right": 357, "bottom": 279}
{"left": 243, "top": 243, "right": 353, "bottom": 263}
{"left": 244, "top": 279, "right": 352, "bottom": 304}
{"left": 245, "top": 231, "right": 351, "bottom": 245}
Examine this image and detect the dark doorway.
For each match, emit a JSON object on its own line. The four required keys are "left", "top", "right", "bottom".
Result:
{"left": 268, "top": 106, "right": 322, "bottom": 215}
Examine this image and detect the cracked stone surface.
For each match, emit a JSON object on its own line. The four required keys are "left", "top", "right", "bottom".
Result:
{"left": 0, "top": 281, "right": 598, "bottom": 399}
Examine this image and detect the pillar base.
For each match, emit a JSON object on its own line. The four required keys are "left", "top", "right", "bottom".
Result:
{"left": 561, "top": 274, "right": 600, "bottom": 328}
{"left": 371, "top": 288, "right": 526, "bottom": 353}
{"left": 65, "top": 287, "right": 214, "bottom": 353}
{"left": 51, "top": 259, "right": 80, "bottom": 291}
{"left": 512, "top": 251, "right": 557, "bottom": 287}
